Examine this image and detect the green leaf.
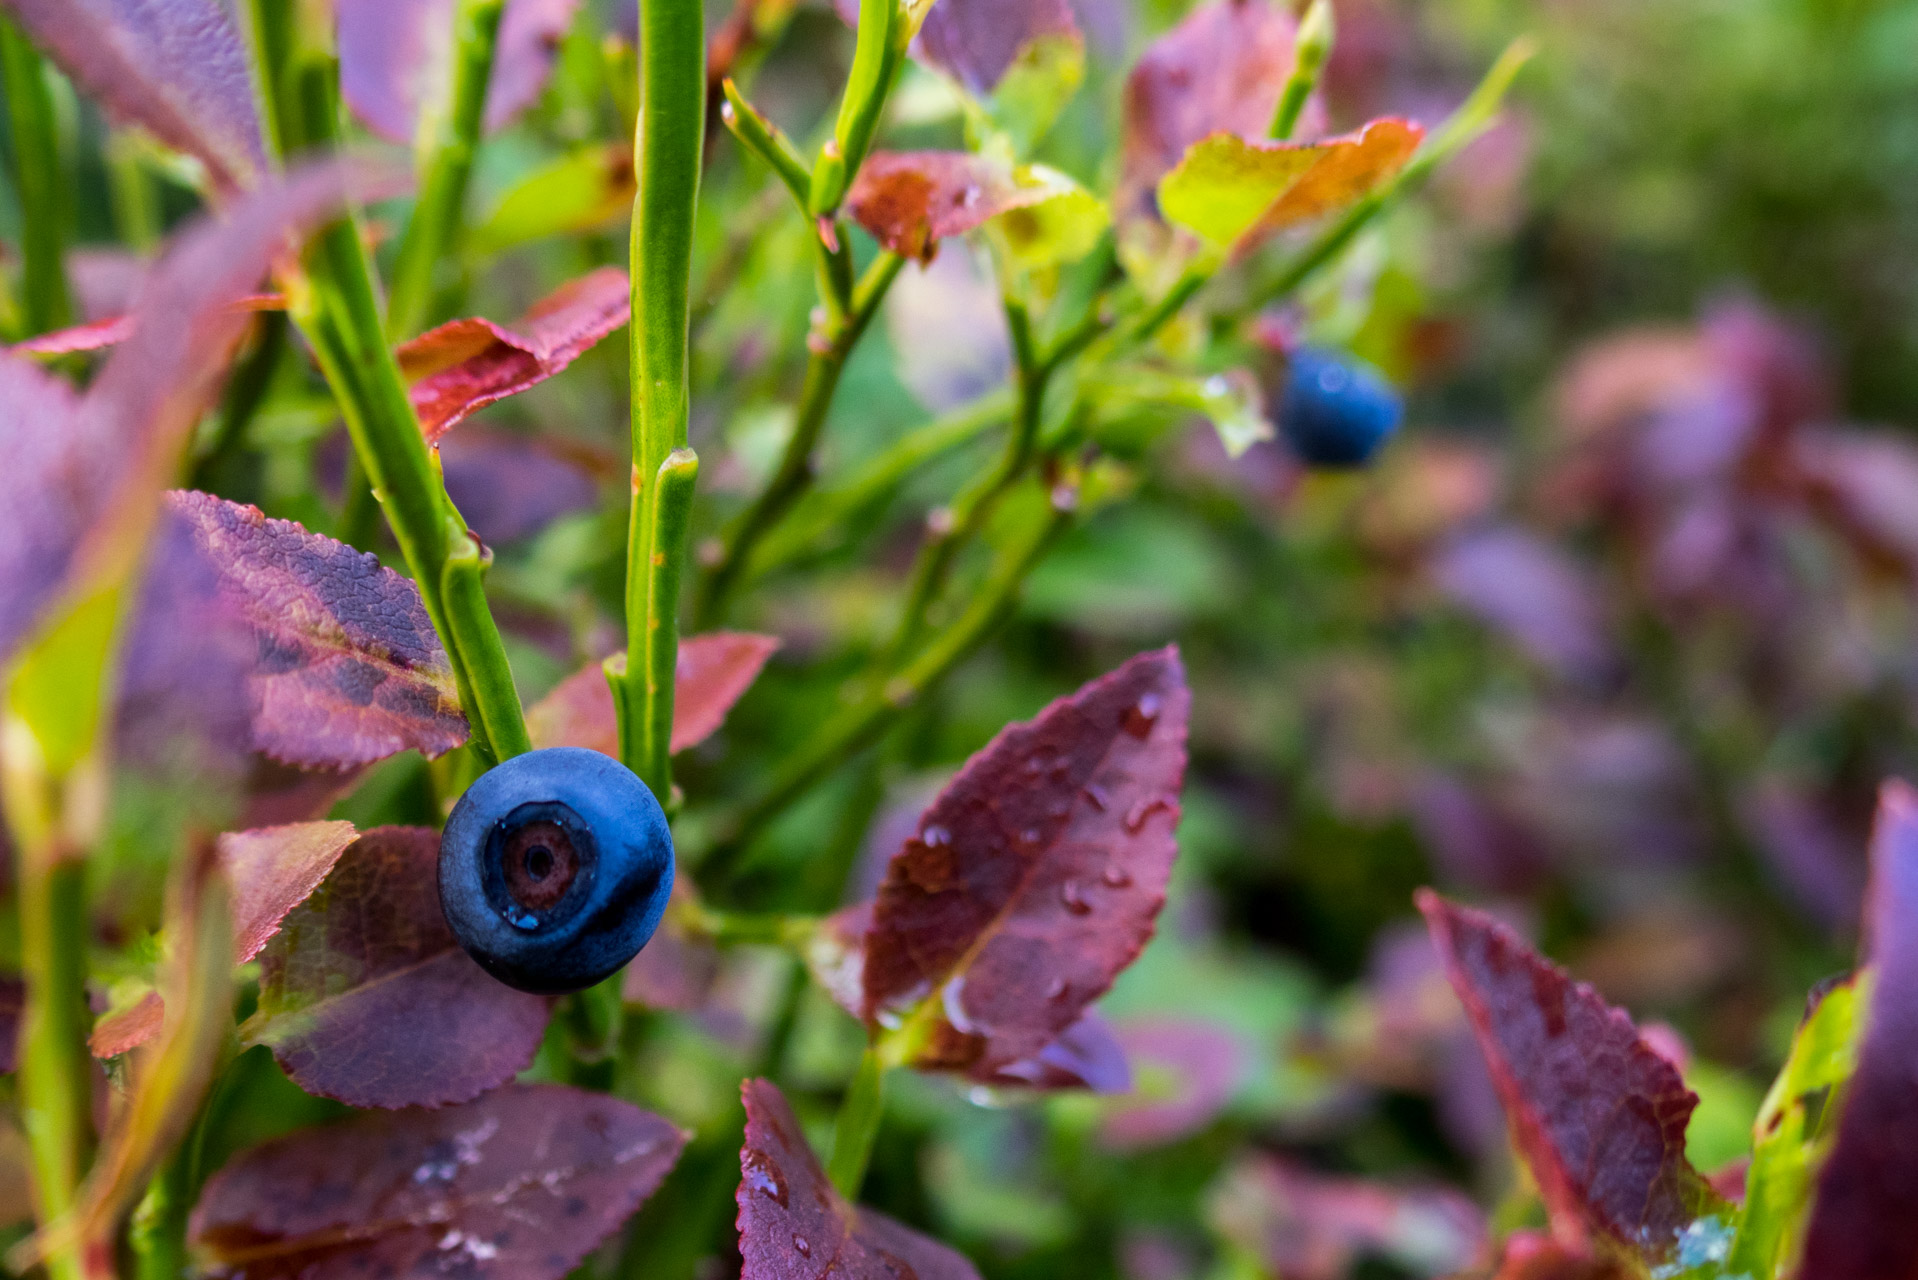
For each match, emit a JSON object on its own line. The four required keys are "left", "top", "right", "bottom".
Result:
{"left": 987, "top": 164, "right": 1109, "bottom": 272}
{"left": 471, "top": 142, "right": 636, "bottom": 254}
{"left": 1725, "top": 976, "right": 1865, "bottom": 1279}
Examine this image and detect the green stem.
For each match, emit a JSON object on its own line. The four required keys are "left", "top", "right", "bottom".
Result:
{"left": 698, "top": 474, "right": 1075, "bottom": 872}
{"left": 718, "top": 78, "right": 810, "bottom": 213}
{"left": 105, "top": 132, "right": 161, "bottom": 255}
{"left": 0, "top": 17, "right": 71, "bottom": 335}
{"left": 695, "top": 250, "right": 905, "bottom": 626}
{"left": 624, "top": 449, "right": 700, "bottom": 798}
{"left": 809, "top": 0, "right": 898, "bottom": 215}
{"left": 129, "top": 1140, "right": 191, "bottom": 1280}
{"left": 386, "top": 0, "right": 506, "bottom": 339}
{"left": 1268, "top": 0, "right": 1333, "bottom": 141}
{"left": 247, "top": 0, "right": 528, "bottom": 763}
{"left": 827, "top": 1046, "right": 887, "bottom": 1200}
{"left": 616, "top": 0, "right": 705, "bottom": 785}
{"left": 16, "top": 858, "right": 95, "bottom": 1280}
{"left": 744, "top": 389, "right": 1012, "bottom": 582}
{"left": 442, "top": 520, "right": 533, "bottom": 759}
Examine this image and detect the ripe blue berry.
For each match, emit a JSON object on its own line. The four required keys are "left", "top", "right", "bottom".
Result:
{"left": 439, "top": 747, "right": 674, "bottom": 994}
{"left": 1278, "top": 346, "right": 1403, "bottom": 467}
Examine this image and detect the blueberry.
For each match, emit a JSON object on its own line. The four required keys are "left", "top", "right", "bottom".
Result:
{"left": 439, "top": 747, "right": 674, "bottom": 994}
{"left": 1277, "top": 346, "right": 1403, "bottom": 468}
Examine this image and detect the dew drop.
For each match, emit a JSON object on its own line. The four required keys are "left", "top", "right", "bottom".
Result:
{"left": 1045, "top": 977, "right": 1069, "bottom": 1001}
{"left": 793, "top": 1235, "right": 811, "bottom": 1258}
{"left": 921, "top": 824, "right": 950, "bottom": 848}
{"left": 1024, "top": 753, "right": 1048, "bottom": 776}
{"left": 1060, "top": 880, "right": 1092, "bottom": 915}
{"left": 1020, "top": 827, "right": 1042, "bottom": 847}
{"left": 1102, "top": 864, "right": 1132, "bottom": 888}
{"left": 1122, "top": 693, "right": 1162, "bottom": 738}
{"left": 1082, "top": 783, "right": 1110, "bottom": 811}
{"left": 942, "top": 975, "right": 978, "bottom": 1035}
{"left": 1123, "top": 799, "right": 1163, "bottom": 833}
{"left": 742, "top": 1155, "right": 788, "bottom": 1208}
{"left": 1047, "top": 797, "right": 1072, "bottom": 818}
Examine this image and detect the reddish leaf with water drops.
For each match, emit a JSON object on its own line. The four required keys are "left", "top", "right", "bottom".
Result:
{"left": 398, "top": 266, "right": 628, "bottom": 438}
{"left": 165, "top": 490, "right": 468, "bottom": 768}
{"left": 527, "top": 631, "right": 781, "bottom": 757}
{"left": 737, "top": 1078, "right": 981, "bottom": 1280}
{"left": 1796, "top": 780, "right": 1918, "bottom": 1279}
{"left": 242, "top": 827, "right": 550, "bottom": 1109}
{"left": 338, "top": 0, "right": 582, "bottom": 144}
{"left": 0, "top": 0, "right": 265, "bottom": 191}
{"left": 189, "top": 1082, "right": 685, "bottom": 1280}
{"left": 845, "top": 152, "right": 1059, "bottom": 263}
{"left": 1417, "top": 891, "right": 1718, "bottom": 1259}
{"left": 863, "top": 647, "right": 1189, "bottom": 1079}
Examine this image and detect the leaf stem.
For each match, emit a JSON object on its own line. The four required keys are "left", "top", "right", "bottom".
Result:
{"left": 695, "top": 249, "right": 905, "bottom": 626}
{"left": 827, "top": 1046, "right": 887, "bottom": 1199}
{"left": 386, "top": 0, "right": 506, "bottom": 339}
{"left": 809, "top": 0, "right": 898, "bottom": 216}
{"left": 623, "top": 449, "right": 701, "bottom": 799}
{"left": 717, "top": 78, "right": 811, "bottom": 213}
{"left": 615, "top": 0, "right": 706, "bottom": 787}
{"left": 1268, "top": 0, "right": 1333, "bottom": 141}
{"left": 442, "top": 521, "right": 532, "bottom": 759}
{"left": 0, "top": 17, "right": 72, "bottom": 335}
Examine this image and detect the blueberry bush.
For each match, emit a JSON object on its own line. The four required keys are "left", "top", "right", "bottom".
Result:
{"left": 2, "top": 0, "right": 1918, "bottom": 1278}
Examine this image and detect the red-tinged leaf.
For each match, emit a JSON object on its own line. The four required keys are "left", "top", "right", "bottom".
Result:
{"left": 239, "top": 759, "right": 368, "bottom": 829}
{"left": 1796, "top": 781, "right": 1918, "bottom": 1279}
{"left": 242, "top": 826, "right": 551, "bottom": 1109}
{"left": 737, "top": 1078, "right": 982, "bottom": 1280}
{"left": 916, "top": 0, "right": 1078, "bottom": 95}
{"left": 1118, "top": 0, "right": 1301, "bottom": 218}
{"left": 805, "top": 903, "right": 873, "bottom": 1019}
{"left": 1431, "top": 527, "right": 1615, "bottom": 684}
{"left": 1795, "top": 428, "right": 1918, "bottom": 576}
{"left": 395, "top": 266, "right": 629, "bottom": 438}
{"left": 164, "top": 489, "right": 468, "bottom": 768}
{"left": 1209, "top": 1154, "right": 1489, "bottom": 1280}
{"left": 340, "top": 0, "right": 582, "bottom": 144}
{"left": 845, "top": 152, "right": 1058, "bottom": 263}
{"left": 1156, "top": 118, "right": 1424, "bottom": 249}
{"left": 527, "top": 631, "right": 781, "bottom": 757}
{"left": 984, "top": 1010, "right": 1132, "bottom": 1093}
{"left": 189, "top": 1083, "right": 686, "bottom": 1280}
{"left": 221, "top": 821, "right": 359, "bottom": 964}
{"left": 8, "top": 314, "right": 136, "bottom": 357}
{"left": 90, "top": 992, "right": 163, "bottom": 1060}
{"left": 862, "top": 647, "right": 1190, "bottom": 1078}
{"left": 0, "top": 0, "right": 264, "bottom": 191}
{"left": 1416, "top": 890, "right": 1716, "bottom": 1258}
{"left": 1099, "top": 1018, "right": 1245, "bottom": 1149}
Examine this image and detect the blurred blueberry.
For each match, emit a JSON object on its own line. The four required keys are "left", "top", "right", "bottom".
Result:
{"left": 1278, "top": 346, "right": 1403, "bottom": 467}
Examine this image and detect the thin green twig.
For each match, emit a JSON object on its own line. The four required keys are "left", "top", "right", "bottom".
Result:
{"left": 0, "top": 18, "right": 71, "bottom": 335}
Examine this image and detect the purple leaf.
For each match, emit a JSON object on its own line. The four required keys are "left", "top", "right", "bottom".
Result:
{"left": 917, "top": 0, "right": 1078, "bottom": 96}
{"left": 242, "top": 826, "right": 551, "bottom": 1109}
{"left": 222, "top": 821, "right": 360, "bottom": 964}
{"left": 863, "top": 647, "right": 1189, "bottom": 1078}
{"left": 0, "top": 0, "right": 264, "bottom": 191}
{"left": 1796, "top": 780, "right": 1918, "bottom": 1279}
{"left": 438, "top": 428, "right": 602, "bottom": 544}
{"left": 1099, "top": 1017, "right": 1246, "bottom": 1149}
{"left": 1417, "top": 890, "right": 1718, "bottom": 1259}
{"left": 1431, "top": 526, "right": 1615, "bottom": 683}
{"left": 339, "top": 0, "right": 583, "bottom": 144}
{"left": 984, "top": 1010, "right": 1132, "bottom": 1093}
{"left": 164, "top": 489, "right": 468, "bottom": 768}
{"left": 737, "top": 1078, "right": 981, "bottom": 1280}
{"left": 189, "top": 1083, "right": 686, "bottom": 1280}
